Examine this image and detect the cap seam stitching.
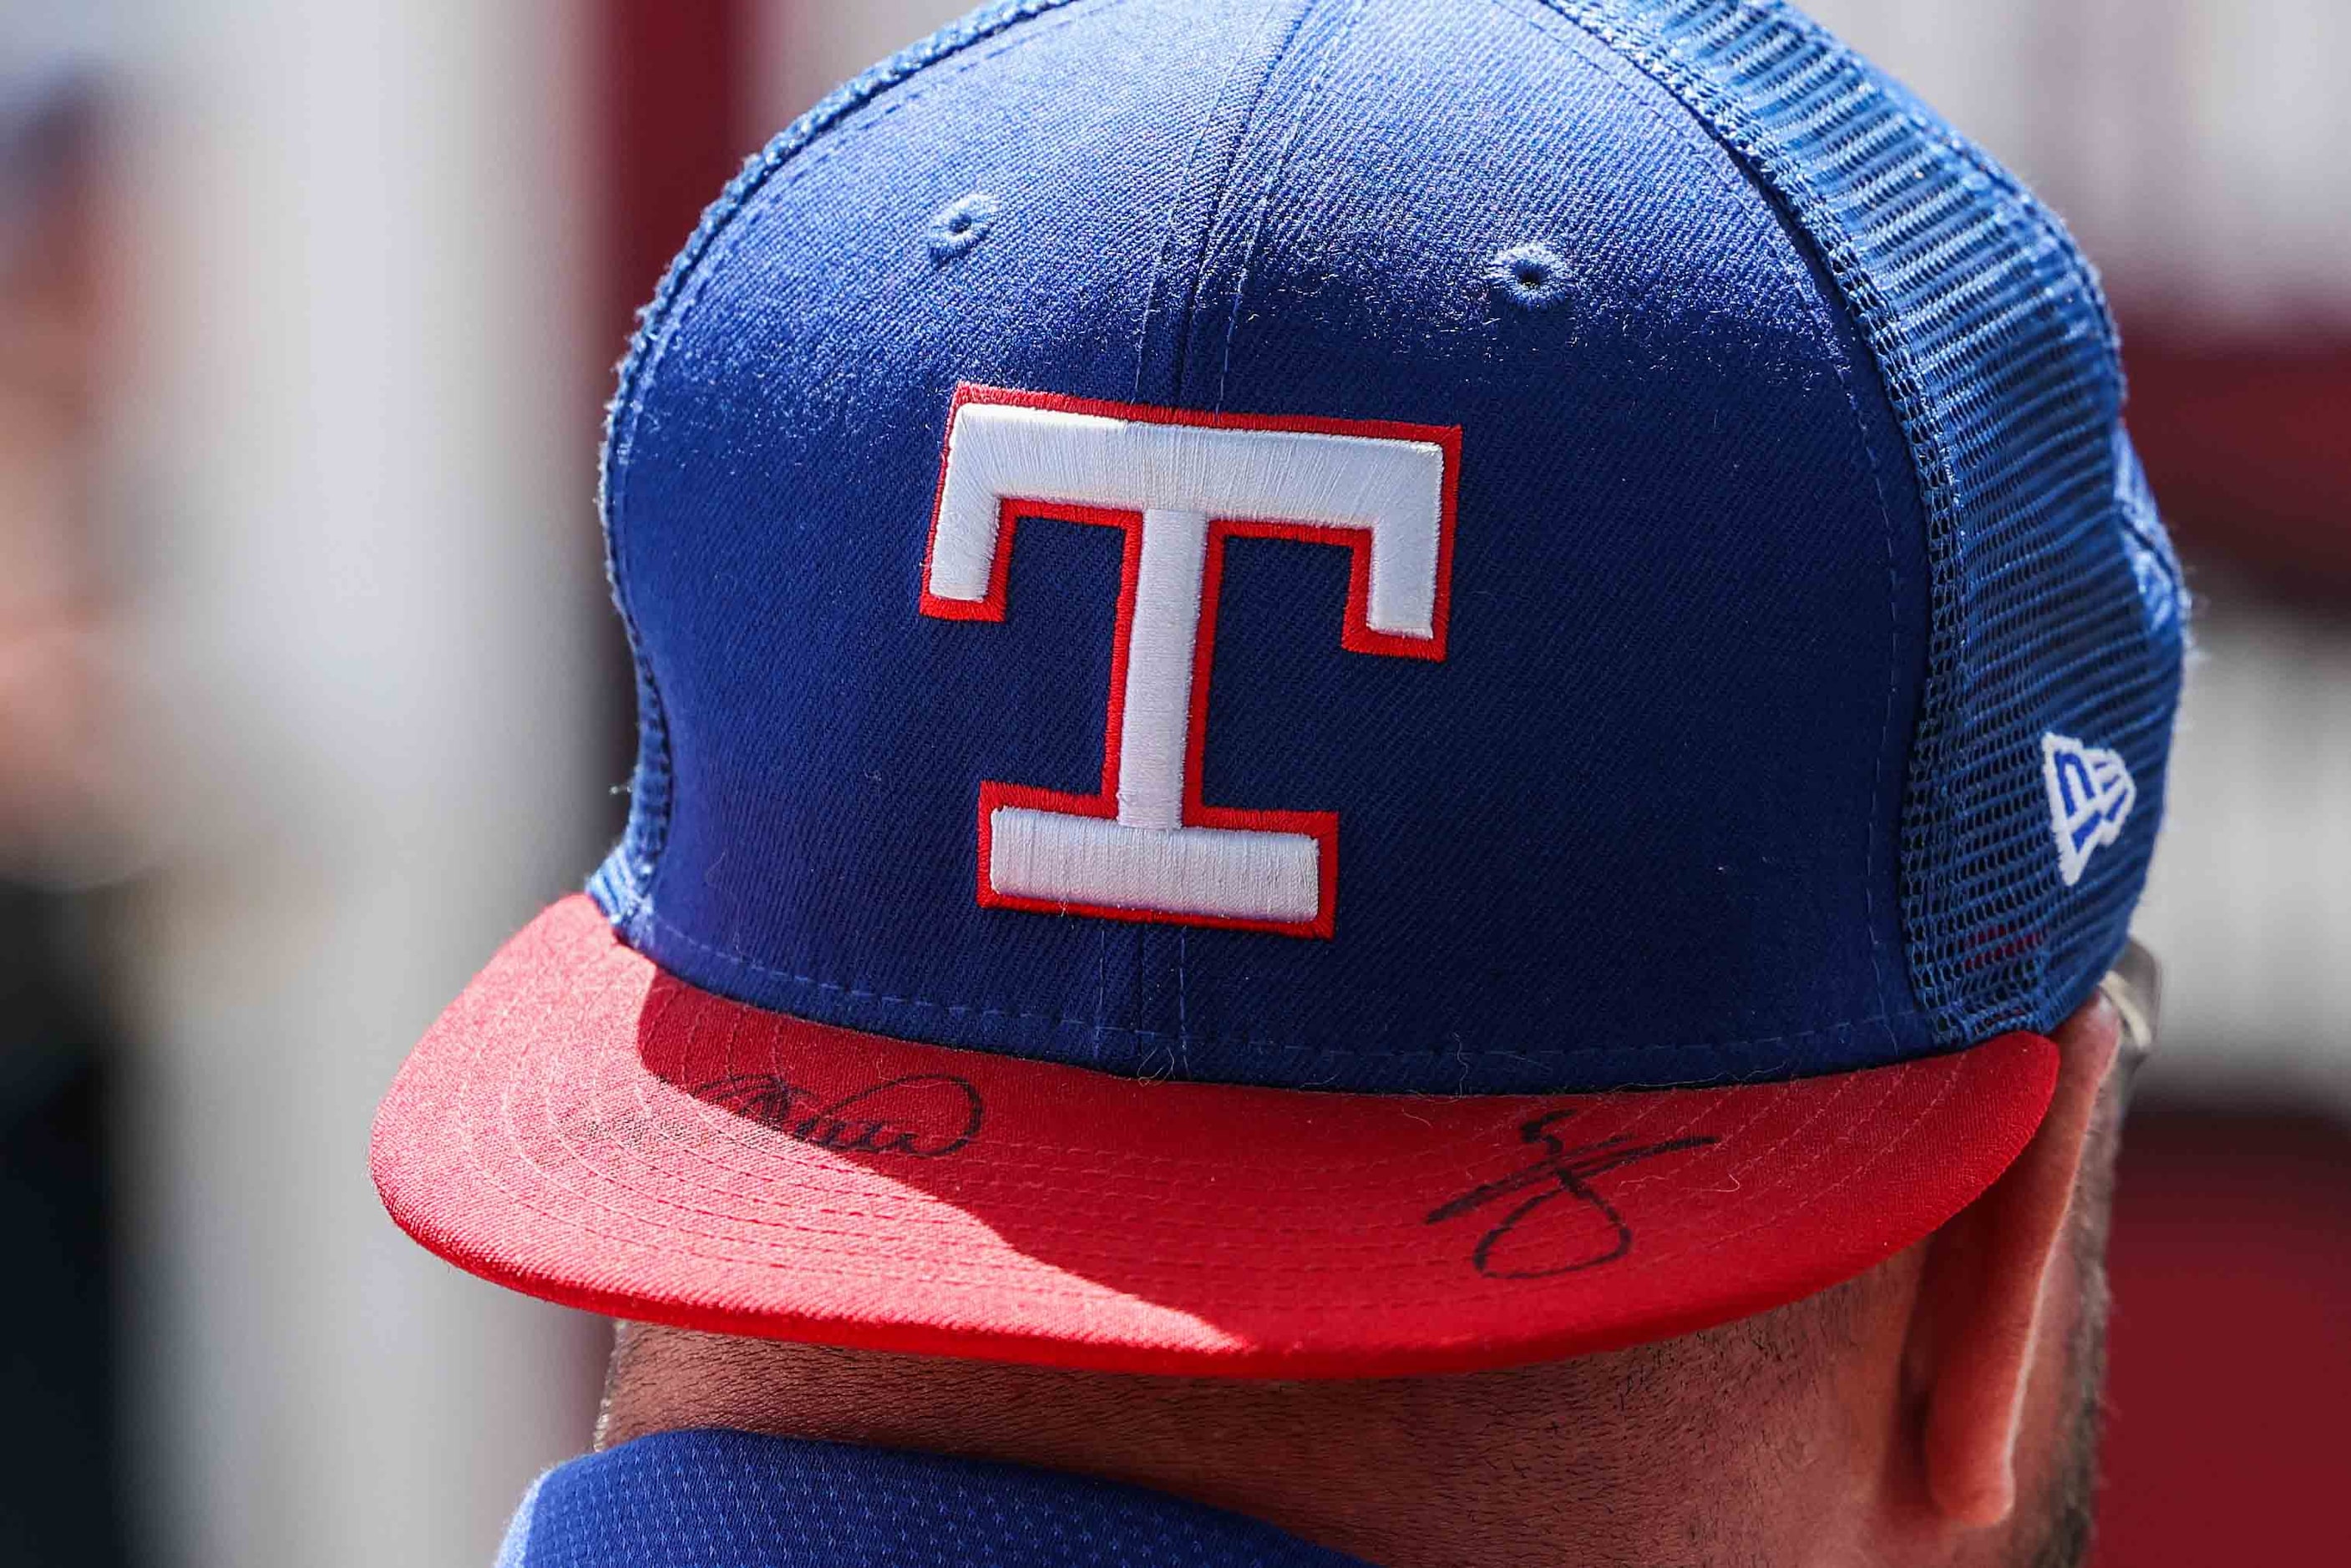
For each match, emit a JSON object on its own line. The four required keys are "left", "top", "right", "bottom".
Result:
{"left": 1205, "top": 0, "right": 1372, "bottom": 414}
{"left": 1134, "top": 0, "right": 1325, "bottom": 405}
{"left": 1492, "top": 0, "right": 1912, "bottom": 1057}
{"left": 1528, "top": 0, "right": 2108, "bottom": 1046}
{"left": 595, "top": 0, "right": 1111, "bottom": 931}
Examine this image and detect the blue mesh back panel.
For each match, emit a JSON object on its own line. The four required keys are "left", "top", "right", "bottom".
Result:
{"left": 1542, "top": 0, "right": 2188, "bottom": 1044}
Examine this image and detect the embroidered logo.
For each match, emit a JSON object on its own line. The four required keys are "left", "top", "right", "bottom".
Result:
{"left": 920, "top": 383, "right": 1461, "bottom": 938}
{"left": 2041, "top": 731, "right": 2136, "bottom": 888}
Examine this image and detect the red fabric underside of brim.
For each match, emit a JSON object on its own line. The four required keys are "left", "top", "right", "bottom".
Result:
{"left": 370, "top": 897, "right": 2058, "bottom": 1378}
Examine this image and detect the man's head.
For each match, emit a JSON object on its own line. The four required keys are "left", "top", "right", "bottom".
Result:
{"left": 372, "top": 1, "right": 2186, "bottom": 1563}
{"left": 593, "top": 982, "right": 2134, "bottom": 1568}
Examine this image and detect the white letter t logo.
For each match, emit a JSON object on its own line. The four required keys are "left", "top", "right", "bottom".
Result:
{"left": 920, "top": 385, "right": 1459, "bottom": 938}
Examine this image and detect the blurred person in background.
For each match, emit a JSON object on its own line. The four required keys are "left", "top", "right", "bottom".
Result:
{"left": 0, "top": 37, "right": 132, "bottom": 1568}
{"left": 372, "top": 3, "right": 2189, "bottom": 1565}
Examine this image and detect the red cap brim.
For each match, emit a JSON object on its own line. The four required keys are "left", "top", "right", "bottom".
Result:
{"left": 371, "top": 897, "right": 2057, "bottom": 1378}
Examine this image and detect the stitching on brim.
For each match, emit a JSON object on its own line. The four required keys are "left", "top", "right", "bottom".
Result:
{"left": 408, "top": 918, "right": 2018, "bottom": 1312}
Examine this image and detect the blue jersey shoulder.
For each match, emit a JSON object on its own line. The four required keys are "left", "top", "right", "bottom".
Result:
{"left": 502, "top": 1428, "right": 1375, "bottom": 1568}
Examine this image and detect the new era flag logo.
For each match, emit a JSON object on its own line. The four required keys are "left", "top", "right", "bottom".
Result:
{"left": 2041, "top": 731, "right": 2136, "bottom": 888}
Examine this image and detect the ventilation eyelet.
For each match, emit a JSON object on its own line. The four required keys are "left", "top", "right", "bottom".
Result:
{"left": 1488, "top": 242, "right": 1573, "bottom": 311}
{"left": 927, "top": 193, "right": 1000, "bottom": 263}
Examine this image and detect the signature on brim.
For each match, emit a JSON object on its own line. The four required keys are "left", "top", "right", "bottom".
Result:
{"left": 697, "top": 1072, "right": 984, "bottom": 1159}
{"left": 1426, "top": 1110, "right": 1718, "bottom": 1279}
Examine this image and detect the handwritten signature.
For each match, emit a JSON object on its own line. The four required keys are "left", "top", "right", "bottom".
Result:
{"left": 1426, "top": 1110, "right": 1718, "bottom": 1279}
{"left": 696, "top": 1072, "right": 984, "bottom": 1159}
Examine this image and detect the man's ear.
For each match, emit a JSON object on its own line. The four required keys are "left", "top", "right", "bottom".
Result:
{"left": 1902, "top": 994, "right": 2121, "bottom": 1528}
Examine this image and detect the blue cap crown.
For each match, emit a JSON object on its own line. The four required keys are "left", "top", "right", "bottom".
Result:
{"left": 588, "top": 0, "right": 2185, "bottom": 1095}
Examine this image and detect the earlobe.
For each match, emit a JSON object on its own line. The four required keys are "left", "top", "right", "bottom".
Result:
{"left": 1905, "top": 997, "right": 2120, "bottom": 1529}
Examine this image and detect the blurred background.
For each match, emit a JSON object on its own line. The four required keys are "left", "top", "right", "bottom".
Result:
{"left": 0, "top": 0, "right": 2339, "bottom": 1564}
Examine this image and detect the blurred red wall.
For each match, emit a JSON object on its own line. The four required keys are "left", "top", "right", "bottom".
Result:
{"left": 2124, "top": 333, "right": 2351, "bottom": 604}
{"left": 2100, "top": 1114, "right": 2351, "bottom": 1565}
{"left": 600, "top": 0, "right": 748, "bottom": 353}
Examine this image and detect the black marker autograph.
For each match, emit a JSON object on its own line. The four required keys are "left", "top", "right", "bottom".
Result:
{"left": 697, "top": 1073, "right": 984, "bottom": 1159}
{"left": 1426, "top": 1110, "right": 1718, "bottom": 1279}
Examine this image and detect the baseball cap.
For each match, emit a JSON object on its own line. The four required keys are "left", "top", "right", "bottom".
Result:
{"left": 371, "top": 0, "right": 2186, "bottom": 1378}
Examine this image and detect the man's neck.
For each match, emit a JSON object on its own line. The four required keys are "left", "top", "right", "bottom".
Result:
{"left": 595, "top": 1319, "right": 1869, "bottom": 1568}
